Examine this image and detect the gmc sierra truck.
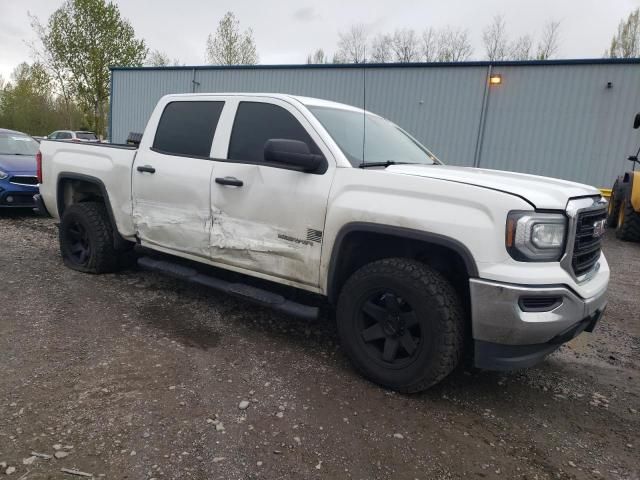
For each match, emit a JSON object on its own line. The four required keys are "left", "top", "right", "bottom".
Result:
{"left": 35, "top": 93, "right": 610, "bottom": 392}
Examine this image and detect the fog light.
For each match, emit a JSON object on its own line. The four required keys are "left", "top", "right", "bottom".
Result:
{"left": 6, "top": 195, "right": 13, "bottom": 203}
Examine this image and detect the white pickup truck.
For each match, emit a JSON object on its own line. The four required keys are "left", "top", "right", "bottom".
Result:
{"left": 36, "top": 93, "right": 609, "bottom": 392}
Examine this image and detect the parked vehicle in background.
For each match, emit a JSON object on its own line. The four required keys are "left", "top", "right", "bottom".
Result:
{"left": 47, "top": 130, "right": 100, "bottom": 143}
{"left": 607, "top": 112, "right": 640, "bottom": 241}
{"left": 36, "top": 93, "right": 610, "bottom": 392}
{"left": 0, "top": 128, "right": 39, "bottom": 208}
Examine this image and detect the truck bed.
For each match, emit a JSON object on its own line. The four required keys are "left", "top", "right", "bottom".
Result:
{"left": 38, "top": 139, "right": 139, "bottom": 239}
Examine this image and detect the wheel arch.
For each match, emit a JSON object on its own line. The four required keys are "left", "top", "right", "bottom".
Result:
{"left": 56, "top": 172, "right": 129, "bottom": 249}
{"left": 326, "top": 222, "right": 478, "bottom": 305}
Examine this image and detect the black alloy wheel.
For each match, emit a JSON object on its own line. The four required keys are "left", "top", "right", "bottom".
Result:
{"left": 357, "top": 291, "right": 422, "bottom": 367}
{"left": 66, "top": 219, "right": 91, "bottom": 266}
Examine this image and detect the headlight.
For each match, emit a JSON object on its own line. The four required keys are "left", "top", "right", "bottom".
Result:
{"left": 506, "top": 211, "right": 566, "bottom": 261}
{"left": 0, "top": 170, "right": 8, "bottom": 179}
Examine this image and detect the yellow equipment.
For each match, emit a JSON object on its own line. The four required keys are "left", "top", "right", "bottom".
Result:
{"left": 608, "top": 112, "right": 640, "bottom": 241}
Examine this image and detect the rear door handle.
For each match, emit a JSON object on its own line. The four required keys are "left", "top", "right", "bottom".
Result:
{"left": 137, "top": 165, "right": 156, "bottom": 174}
{"left": 215, "top": 176, "right": 243, "bottom": 187}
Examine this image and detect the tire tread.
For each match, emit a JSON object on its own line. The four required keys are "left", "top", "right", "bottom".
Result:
{"left": 337, "top": 257, "right": 464, "bottom": 393}
{"left": 60, "top": 202, "right": 121, "bottom": 273}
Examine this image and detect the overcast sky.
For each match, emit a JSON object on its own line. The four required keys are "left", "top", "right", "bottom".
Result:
{"left": 1, "top": 0, "right": 639, "bottom": 79}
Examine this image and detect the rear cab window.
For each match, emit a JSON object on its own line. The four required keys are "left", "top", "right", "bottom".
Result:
{"left": 227, "top": 102, "right": 321, "bottom": 163}
{"left": 76, "top": 132, "right": 98, "bottom": 141}
{"left": 153, "top": 101, "right": 225, "bottom": 157}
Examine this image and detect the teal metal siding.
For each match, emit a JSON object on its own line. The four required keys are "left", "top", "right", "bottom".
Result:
{"left": 478, "top": 64, "right": 640, "bottom": 186}
{"left": 110, "top": 60, "right": 640, "bottom": 187}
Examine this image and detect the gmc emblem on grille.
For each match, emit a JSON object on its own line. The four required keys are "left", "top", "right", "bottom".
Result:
{"left": 592, "top": 219, "right": 606, "bottom": 238}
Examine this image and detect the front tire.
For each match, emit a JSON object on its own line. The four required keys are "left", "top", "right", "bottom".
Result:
{"left": 606, "top": 181, "right": 622, "bottom": 228}
{"left": 336, "top": 258, "right": 464, "bottom": 393}
{"left": 59, "top": 202, "right": 128, "bottom": 273}
{"left": 615, "top": 193, "right": 640, "bottom": 242}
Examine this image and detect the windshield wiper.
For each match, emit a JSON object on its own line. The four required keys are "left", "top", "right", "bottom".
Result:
{"left": 358, "top": 160, "right": 409, "bottom": 168}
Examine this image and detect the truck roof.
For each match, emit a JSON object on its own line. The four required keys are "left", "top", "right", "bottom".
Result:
{"left": 162, "top": 93, "right": 365, "bottom": 113}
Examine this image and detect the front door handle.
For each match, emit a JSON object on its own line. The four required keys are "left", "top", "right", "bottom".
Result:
{"left": 215, "top": 176, "right": 243, "bottom": 187}
{"left": 137, "top": 165, "right": 156, "bottom": 173}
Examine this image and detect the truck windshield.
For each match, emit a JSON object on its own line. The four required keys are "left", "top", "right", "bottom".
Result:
{"left": 308, "top": 106, "right": 441, "bottom": 167}
{"left": 0, "top": 133, "right": 40, "bottom": 156}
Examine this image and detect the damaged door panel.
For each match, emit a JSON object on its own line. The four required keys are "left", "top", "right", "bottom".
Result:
{"left": 132, "top": 151, "right": 214, "bottom": 257}
{"left": 132, "top": 100, "right": 225, "bottom": 257}
{"left": 208, "top": 99, "right": 335, "bottom": 287}
{"left": 209, "top": 162, "right": 332, "bottom": 286}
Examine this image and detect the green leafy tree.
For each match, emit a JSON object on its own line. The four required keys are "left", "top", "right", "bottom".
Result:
{"left": 0, "top": 63, "right": 79, "bottom": 135}
{"left": 206, "top": 12, "right": 259, "bottom": 65}
{"left": 35, "top": 0, "right": 147, "bottom": 137}
{"left": 607, "top": 8, "right": 640, "bottom": 58}
{"left": 29, "top": 12, "right": 77, "bottom": 129}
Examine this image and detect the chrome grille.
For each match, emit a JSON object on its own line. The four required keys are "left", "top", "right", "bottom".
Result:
{"left": 571, "top": 207, "right": 607, "bottom": 277}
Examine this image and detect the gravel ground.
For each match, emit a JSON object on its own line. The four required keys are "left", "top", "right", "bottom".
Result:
{"left": 0, "top": 211, "right": 639, "bottom": 480}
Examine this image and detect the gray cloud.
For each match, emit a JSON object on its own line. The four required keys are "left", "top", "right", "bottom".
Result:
{"left": 292, "top": 6, "right": 321, "bottom": 22}
{"left": 0, "top": 0, "right": 638, "bottom": 79}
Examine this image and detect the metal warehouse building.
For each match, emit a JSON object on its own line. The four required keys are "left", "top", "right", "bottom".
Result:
{"left": 110, "top": 59, "right": 640, "bottom": 188}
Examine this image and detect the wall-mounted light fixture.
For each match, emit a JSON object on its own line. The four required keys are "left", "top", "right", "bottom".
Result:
{"left": 489, "top": 74, "right": 502, "bottom": 86}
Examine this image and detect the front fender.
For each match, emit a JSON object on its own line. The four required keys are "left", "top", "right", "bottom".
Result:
{"left": 320, "top": 169, "right": 533, "bottom": 295}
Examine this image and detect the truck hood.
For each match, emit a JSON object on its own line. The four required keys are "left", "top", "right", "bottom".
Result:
{"left": 385, "top": 164, "right": 601, "bottom": 209}
{"left": 0, "top": 154, "right": 36, "bottom": 175}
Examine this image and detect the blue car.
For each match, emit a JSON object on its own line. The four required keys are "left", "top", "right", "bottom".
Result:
{"left": 0, "top": 128, "right": 40, "bottom": 208}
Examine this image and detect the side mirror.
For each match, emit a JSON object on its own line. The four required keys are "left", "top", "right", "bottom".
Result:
{"left": 633, "top": 113, "right": 640, "bottom": 129}
{"left": 264, "top": 139, "right": 323, "bottom": 173}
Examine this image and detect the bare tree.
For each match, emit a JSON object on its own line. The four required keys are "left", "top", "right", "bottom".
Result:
{"left": 607, "top": 8, "right": 640, "bottom": 58}
{"left": 336, "top": 24, "right": 368, "bottom": 63}
{"left": 392, "top": 29, "right": 420, "bottom": 62}
{"left": 370, "top": 34, "right": 393, "bottom": 63}
{"left": 206, "top": 11, "right": 258, "bottom": 65}
{"left": 536, "top": 20, "right": 561, "bottom": 60}
{"left": 332, "top": 52, "right": 345, "bottom": 64}
{"left": 145, "top": 49, "right": 173, "bottom": 66}
{"left": 421, "top": 28, "right": 439, "bottom": 61}
{"left": 437, "top": 27, "right": 473, "bottom": 61}
{"left": 306, "top": 48, "right": 327, "bottom": 64}
{"left": 482, "top": 14, "right": 509, "bottom": 61}
{"left": 509, "top": 35, "right": 533, "bottom": 60}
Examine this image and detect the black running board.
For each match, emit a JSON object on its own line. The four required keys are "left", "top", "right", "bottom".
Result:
{"left": 137, "top": 256, "right": 319, "bottom": 321}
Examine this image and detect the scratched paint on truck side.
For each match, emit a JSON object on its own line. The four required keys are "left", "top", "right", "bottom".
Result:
{"left": 133, "top": 200, "right": 212, "bottom": 258}
{"left": 208, "top": 208, "right": 317, "bottom": 282}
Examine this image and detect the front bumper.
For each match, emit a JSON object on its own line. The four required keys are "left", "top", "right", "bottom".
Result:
{"left": 470, "top": 278, "right": 608, "bottom": 370}
{"left": 0, "top": 182, "right": 38, "bottom": 208}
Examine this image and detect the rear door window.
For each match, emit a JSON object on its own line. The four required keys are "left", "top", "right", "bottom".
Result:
{"left": 152, "top": 101, "right": 225, "bottom": 158}
{"left": 227, "top": 102, "right": 320, "bottom": 163}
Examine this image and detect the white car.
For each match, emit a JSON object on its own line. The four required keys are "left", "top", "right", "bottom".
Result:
{"left": 35, "top": 93, "right": 609, "bottom": 392}
{"left": 47, "top": 130, "right": 100, "bottom": 143}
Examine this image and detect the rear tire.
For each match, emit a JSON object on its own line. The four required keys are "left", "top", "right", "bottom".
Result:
{"left": 615, "top": 193, "right": 640, "bottom": 242}
{"left": 59, "top": 202, "right": 132, "bottom": 273}
{"left": 336, "top": 258, "right": 464, "bottom": 393}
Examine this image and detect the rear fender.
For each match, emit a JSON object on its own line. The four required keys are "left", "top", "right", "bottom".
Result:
{"left": 56, "top": 173, "right": 130, "bottom": 249}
